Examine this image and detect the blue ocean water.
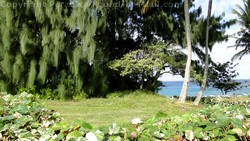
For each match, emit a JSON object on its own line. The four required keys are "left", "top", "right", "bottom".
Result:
{"left": 158, "top": 80, "right": 250, "bottom": 97}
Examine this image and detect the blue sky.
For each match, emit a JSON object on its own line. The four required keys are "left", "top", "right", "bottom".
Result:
{"left": 159, "top": 0, "right": 250, "bottom": 81}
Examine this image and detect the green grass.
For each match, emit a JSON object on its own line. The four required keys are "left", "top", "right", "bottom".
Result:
{"left": 42, "top": 93, "right": 202, "bottom": 128}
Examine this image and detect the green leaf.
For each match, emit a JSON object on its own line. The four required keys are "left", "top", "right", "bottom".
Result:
{"left": 215, "top": 115, "right": 231, "bottom": 127}
{"left": 204, "top": 122, "right": 216, "bottom": 131}
{"left": 194, "top": 127, "right": 203, "bottom": 138}
{"left": 19, "top": 132, "right": 33, "bottom": 139}
{"left": 67, "top": 131, "right": 82, "bottom": 139}
{"left": 232, "top": 128, "right": 245, "bottom": 136}
{"left": 39, "top": 134, "right": 52, "bottom": 141}
{"left": 231, "top": 118, "right": 243, "bottom": 128}
{"left": 0, "top": 122, "right": 4, "bottom": 130}
{"left": 223, "top": 135, "right": 237, "bottom": 141}
{"left": 52, "top": 122, "right": 71, "bottom": 132}
{"left": 52, "top": 133, "right": 64, "bottom": 141}
{"left": 1, "top": 115, "right": 15, "bottom": 121}
{"left": 155, "top": 111, "right": 168, "bottom": 119}
{"left": 77, "top": 121, "right": 93, "bottom": 130}
{"left": 247, "top": 130, "right": 250, "bottom": 136}
{"left": 14, "top": 105, "right": 29, "bottom": 114}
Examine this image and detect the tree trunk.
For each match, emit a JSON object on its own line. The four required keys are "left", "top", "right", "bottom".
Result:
{"left": 194, "top": 0, "right": 213, "bottom": 105}
{"left": 178, "top": 0, "right": 193, "bottom": 103}
{"left": 140, "top": 74, "right": 144, "bottom": 90}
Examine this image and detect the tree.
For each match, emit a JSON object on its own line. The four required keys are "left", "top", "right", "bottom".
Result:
{"left": 191, "top": 14, "right": 236, "bottom": 87}
{"left": 103, "top": 0, "right": 197, "bottom": 93}
{"left": 194, "top": 0, "right": 213, "bottom": 105}
{"left": 109, "top": 43, "right": 186, "bottom": 91}
{"left": 209, "top": 62, "right": 241, "bottom": 95}
{"left": 0, "top": 0, "right": 107, "bottom": 98}
{"left": 178, "top": 0, "right": 193, "bottom": 103}
{"left": 231, "top": 0, "right": 250, "bottom": 60}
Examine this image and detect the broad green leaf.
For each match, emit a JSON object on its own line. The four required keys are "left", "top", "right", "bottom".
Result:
{"left": 223, "top": 135, "right": 237, "bottom": 141}
{"left": 194, "top": 127, "right": 203, "bottom": 138}
{"left": 0, "top": 122, "right": 4, "bottom": 131}
{"left": 232, "top": 128, "right": 245, "bottom": 136}
{"left": 39, "top": 134, "right": 52, "bottom": 140}
{"left": 19, "top": 132, "right": 33, "bottom": 139}
{"left": 231, "top": 118, "right": 243, "bottom": 128}
{"left": 1, "top": 115, "right": 15, "bottom": 121}
{"left": 52, "top": 122, "right": 71, "bottom": 131}
{"left": 51, "top": 133, "right": 64, "bottom": 141}
{"left": 77, "top": 121, "right": 93, "bottom": 130}
{"left": 14, "top": 105, "right": 29, "bottom": 115}
{"left": 204, "top": 122, "right": 216, "bottom": 131}
{"left": 67, "top": 131, "right": 82, "bottom": 139}
{"left": 247, "top": 130, "right": 250, "bottom": 136}
{"left": 215, "top": 115, "right": 231, "bottom": 127}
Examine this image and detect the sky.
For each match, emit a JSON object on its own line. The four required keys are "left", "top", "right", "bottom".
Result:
{"left": 159, "top": 0, "right": 250, "bottom": 81}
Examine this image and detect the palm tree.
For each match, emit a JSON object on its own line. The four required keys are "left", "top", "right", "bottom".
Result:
{"left": 194, "top": 0, "right": 213, "bottom": 105}
{"left": 178, "top": 0, "right": 193, "bottom": 103}
{"left": 231, "top": 0, "right": 250, "bottom": 60}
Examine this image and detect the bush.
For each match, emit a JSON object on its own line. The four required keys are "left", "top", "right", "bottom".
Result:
{"left": 107, "top": 90, "right": 156, "bottom": 98}
{"left": 17, "top": 87, "right": 87, "bottom": 100}
{"left": 0, "top": 92, "right": 62, "bottom": 140}
{"left": 203, "top": 96, "right": 250, "bottom": 106}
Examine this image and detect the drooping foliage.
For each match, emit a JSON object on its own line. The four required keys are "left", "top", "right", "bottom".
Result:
{"left": 0, "top": 0, "right": 107, "bottom": 97}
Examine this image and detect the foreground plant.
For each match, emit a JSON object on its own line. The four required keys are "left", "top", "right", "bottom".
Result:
{"left": 1, "top": 92, "right": 250, "bottom": 140}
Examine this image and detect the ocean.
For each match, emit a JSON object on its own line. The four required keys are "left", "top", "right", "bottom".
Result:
{"left": 158, "top": 80, "right": 250, "bottom": 97}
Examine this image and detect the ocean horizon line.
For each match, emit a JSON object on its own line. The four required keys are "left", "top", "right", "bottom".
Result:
{"left": 160, "top": 78, "right": 250, "bottom": 82}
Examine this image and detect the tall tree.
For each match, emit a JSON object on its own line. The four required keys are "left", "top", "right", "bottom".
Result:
{"left": 0, "top": 0, "right": 107, "bottom": 97}
{"left": 194, "top": 0, "right": 213, "bottom": 105}
{"left": 104, "top": 0, "right": 191, "bottom": 92}
{"left": 178, "top": 0, "right": 193, "bottom": 103}
{"left": 231, "top": 0, "right": 250, "bottom": 60}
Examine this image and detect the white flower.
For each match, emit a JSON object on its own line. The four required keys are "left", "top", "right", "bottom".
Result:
{"left": 236, "top": 114, "right": 244, "bottom": 120}
{"left": 131, "top": 118, "right": 142, "bottom": 125}
{"left": 52, "top": 134, "right": 58, "bottom": 139}
{"left": 86, "top": 132, "right": 98, "bottom": 141}
{"left": 246, "top": 108, "right": 250, "bottom": 114}
{"left": 185, "top": 130, "right": 194, "bottom": 141}
{"left": 13, "top": 112, "right": 22, "bottom": 119}
{"left": 160, "top": 133, "right": 165, "bottom": 138}
{"left": 42, "top": 121, "right": 51, "bottom": 128}
{"left": 136, "top": 126, "right": 142, "bottom": 132}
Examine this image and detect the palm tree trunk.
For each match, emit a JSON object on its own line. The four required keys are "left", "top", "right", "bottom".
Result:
{"left": 194, "top": 0, "right": 213, "bottom": 105}
{"left": 178, "top": 0, "right": 193, "bottom": 103}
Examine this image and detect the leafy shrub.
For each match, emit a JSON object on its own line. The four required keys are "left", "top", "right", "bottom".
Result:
{"left": 0, "top": 92, "right": 62, "bottom": 140}
{"left": 1, "top": 92, "right": 250, "bottom": 140}
{"left": 204, "top": 96, "right": 250, "bottom": 106}
{"left": 17, "top": 87, "right": 86, "bottom": 100}
{"left": 107, "top": 90, "right": 156, "bottom": 98}
{"left": 132, "top": 105, "right": 250, "bottom": 140}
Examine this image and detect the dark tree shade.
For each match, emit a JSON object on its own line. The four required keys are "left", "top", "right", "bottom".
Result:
{"left": 209, "top": 62, "right": 241, "bottom": 95}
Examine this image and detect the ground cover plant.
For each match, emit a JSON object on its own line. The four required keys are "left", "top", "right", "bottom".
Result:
{"left": 1, "top": 92, "right": 250, "bottom": 140}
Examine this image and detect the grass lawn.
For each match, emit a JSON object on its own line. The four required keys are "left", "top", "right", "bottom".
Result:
{"left": 42, "top": 93, "right": 202, "bottom": 128}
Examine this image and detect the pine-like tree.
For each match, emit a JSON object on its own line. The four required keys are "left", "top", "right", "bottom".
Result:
{"left": 0, "top": 0, "right": 107, "bottom": 97}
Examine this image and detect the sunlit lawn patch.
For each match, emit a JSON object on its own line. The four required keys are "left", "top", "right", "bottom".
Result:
{"left": 43, "top": 92, "right": 201, "bottom": 127}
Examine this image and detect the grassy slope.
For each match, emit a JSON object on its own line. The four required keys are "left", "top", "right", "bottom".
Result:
{"left": 43, "top": 94, "right": 202, "bottom": 127}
